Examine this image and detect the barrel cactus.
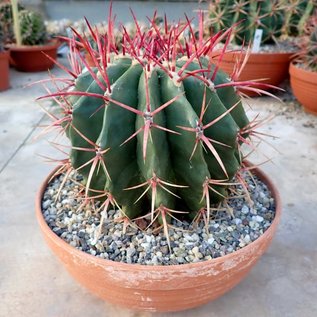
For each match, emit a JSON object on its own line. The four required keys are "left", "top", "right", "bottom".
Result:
{"left": 39, "top": 12, "right": 267, "bottom": 242}
{"left": 208, "top": 0, "right": 316, "bottom": 45}
{"left": 19, "top": 9, "right": 48, "bottom": 45}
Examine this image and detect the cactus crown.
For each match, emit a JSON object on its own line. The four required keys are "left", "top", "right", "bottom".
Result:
{"left": 208, "top": 0, "right": 316, "bottom": 45}
{"left": 39, "top": 10, "right": 270, "bottom": 243}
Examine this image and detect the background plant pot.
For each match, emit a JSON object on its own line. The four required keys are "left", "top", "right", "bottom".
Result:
{"left": 8, "top": 40, "right": 59, "bottom": 72}
{"left": 211, "top": 51, "right": 293, "bottom": 96}
{"left": 289, "top": 63, "right": 317, "bottom": 115}
{"left": 0, "top": 50, "right": 10, "bottom": 91}
{"left": 36, "top": 165, "right": 281, "bottom": 312}
{"left": 84, "top": 52, "right": 95, "bottom": 67}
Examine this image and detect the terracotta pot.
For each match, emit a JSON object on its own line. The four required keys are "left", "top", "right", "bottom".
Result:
{"left": 8, "top": 40, "right": 59, "bottom": 72}
{"left": 0, "top": 50, "right": 10, "bottom": 91}
{"left": 85, "top": 52, "right": 95, "bottom": 67}
{"left": 289, "top": 63, "right": 317, "bottom": 115}
{"left": 211, "top": 51, "right": 293, "bottom": 96}
{"left": 35, "top": 165, "right": 281, "bottom": 312}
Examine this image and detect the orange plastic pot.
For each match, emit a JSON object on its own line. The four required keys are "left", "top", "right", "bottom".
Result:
{"left": 0, "top": 50, "right": 10, "bottom": 91}
{"left": 289, "top": 63, "right": 317, "bottom": 115}
{"left": 35, "top": 165, "right": 281, "bottom": 312}
{"left": 8, "top": 40, "right": 59, "bottom": 72}
{"left": 211, "top": 51, "right": 293, "bottom": 96}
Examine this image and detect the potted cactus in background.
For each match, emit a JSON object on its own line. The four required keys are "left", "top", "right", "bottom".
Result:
{"left": 208, "top": 0, "right": 316, "bottom": 95}
{"left": 35, "top": 10, "right": 281, "bottom": 312}
{"left": 289, "top": 13, "right": 317, "bottom": 115}
{"left": 0, "top": 0, "right": 59, "bottom": 72}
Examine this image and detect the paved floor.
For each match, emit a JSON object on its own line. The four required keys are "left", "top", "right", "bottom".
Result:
{"left": 1, "top": 61, "right": 317, "bottom": 317}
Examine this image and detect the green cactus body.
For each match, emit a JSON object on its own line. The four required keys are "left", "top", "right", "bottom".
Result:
{"left": 66, "top": 55, "right": 249, "bottom": 221}
{"left": 69, "top": 58, "right": 132, "bottom": 194}
{"left": 208, "top": 0, "right": 315, "bottom": 45}
{"left": 19, "top": 10, "right": 47, "bottom": 45}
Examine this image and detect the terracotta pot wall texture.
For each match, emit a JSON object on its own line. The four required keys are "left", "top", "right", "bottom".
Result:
{"left": 290, "top": 63, "right": 317, "bottom": 115}
{"left": 211, "top": 52, "right": 292, "bottom": 96}
{"left": 36, "top": 167, "right": 281, "bottom": 312}
{"left": 9, "top": 42, "right": 58, "bottom": 72}
{"left": 0, "top": 51, "right": 10, "bottom": 91}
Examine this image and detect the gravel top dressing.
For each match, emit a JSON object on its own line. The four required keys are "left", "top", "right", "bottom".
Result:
{"left": 216, "top": 40, "right": 298, "bottom": 53}
{"left": 42, "top": 172, "right": 276, "bottom": 265}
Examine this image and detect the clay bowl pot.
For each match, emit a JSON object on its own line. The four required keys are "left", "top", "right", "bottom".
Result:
{"left": 211, "top": 51, "right": 293, "bottom": 96}
{"left": 35, "top": 165, "right": 281, "bottom": 313}
{"left": 8, "top": 40, "right": 59, "bottom": 72}
{"left": 289, "top": 63, "right": 317, "bottom": 115}
{"left": 0, "top": 50, "right": 10, "bottom": 91}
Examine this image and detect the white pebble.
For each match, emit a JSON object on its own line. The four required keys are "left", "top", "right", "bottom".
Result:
{"left": 253, "top": 215, "right": 264, "bottom": 222}
{"left": 241, "top": 206, "right": 249, "bottom": 214}
{"left": 207, "top": 237, "right": 215, "bottom": 245}
{"left": 243, "top": 234, "right": 251, "bottom": 243}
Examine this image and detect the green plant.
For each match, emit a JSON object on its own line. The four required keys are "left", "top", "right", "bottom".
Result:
{"left": 281, "top": 0, "right": 316, "bottom": 38}
{"left": 39, "top": 12, "right": 270, "bottom": 245}
{"left": 294, "top": 13, "right": 317, "bottom": 71}
{"left": 0, "top": 1, "right": 48, "bottom": 45}
{"left": 19, "top": 9, "right": 48, "bottom": 45}
{"left": 0, "top": 1, "right": 24, "bottom": 45}
{"left": 208, "top": 0, "right": 316, "bottom": 45}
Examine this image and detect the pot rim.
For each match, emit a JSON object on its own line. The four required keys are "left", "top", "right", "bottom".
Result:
{"left": 35, "top": 162, "right": 282, "bottom": 271}
{"left": 6, "top": 39, "right": 59, "bottom": 52}
{"left": 289, "top": 62, "right": 317, "bottom": 81}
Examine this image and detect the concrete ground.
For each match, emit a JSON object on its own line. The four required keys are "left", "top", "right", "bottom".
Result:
{"left": 1, "top": 60, "right": 317, "bottom": 317}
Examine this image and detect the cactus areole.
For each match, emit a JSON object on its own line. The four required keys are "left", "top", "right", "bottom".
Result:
{"left": 40, "top": 11, "right": 264, "bottom": 231}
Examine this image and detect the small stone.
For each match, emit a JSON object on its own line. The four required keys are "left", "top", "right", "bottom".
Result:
{"left": 192, "top": 246, "right": 199, "bottom": 255}
{"left": 243, "top": 234, "right": 251, "bottom": 244}
{"left": 42, "top": 200, "right": 52, "bottom": 209}
{"left": 239, "top": 241, "right": 246, "bottom": 248}
{"left": 253, "top": 215, "right": 264, "bottom": 222}
{"left": 113, "top": 230, "right": 122, "bottom": 238}
{"left": 241, "top": 205, "right": 249, "bottom": 214}
{"left": 126, "top": 247, "right": 136, "bottom": 257}
{"left": 233, "top": 218, "right": 242, "bottom": 225}
{"left": 207, "top": 237, "right": 215, "bottom": 245}
{"left": 242, "top": 219, "right": 249, "bottom": 226}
